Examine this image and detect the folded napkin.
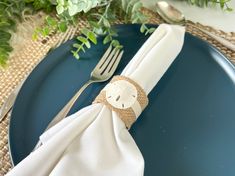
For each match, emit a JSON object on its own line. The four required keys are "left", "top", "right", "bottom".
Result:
{"left": 7, "top": 24, "right": 185, "bottom": 176}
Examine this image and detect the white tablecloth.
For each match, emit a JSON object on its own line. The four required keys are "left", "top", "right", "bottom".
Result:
{"left": 142, "top": 0, "right": 235, "bottom": 32}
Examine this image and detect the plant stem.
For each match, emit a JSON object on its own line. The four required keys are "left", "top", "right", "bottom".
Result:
{"left": 74, "top": 0, "right": 113, "bottom": 55}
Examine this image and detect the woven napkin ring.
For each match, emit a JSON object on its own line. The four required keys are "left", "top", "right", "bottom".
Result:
{"left": 93, "top": 75, "right": 149, "bottom": 129}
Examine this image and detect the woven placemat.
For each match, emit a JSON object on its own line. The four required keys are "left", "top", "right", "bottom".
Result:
{"left": 0, "top": 8, "right": 235, "bottom": 175}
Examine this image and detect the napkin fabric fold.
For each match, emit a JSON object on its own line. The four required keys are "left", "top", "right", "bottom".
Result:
{"left": 6, "top": 24, "right": 185, "bottom": 176}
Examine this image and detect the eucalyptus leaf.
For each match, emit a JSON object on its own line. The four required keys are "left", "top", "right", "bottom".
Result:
{"left": 132, "top": 1, "right": 142, "bottom": 13}
{"left": 0, "top": 30, "right": 11, "bottom": 41}
{"left": 56, "top": 5, "right": 64, "bottom": 14}
{"left": 89, "top": 21, "right": 99, "bottom": 28}
{"left": 42, "top": 26, "right": 50, "bottom": 36}
{"left": 103, "top": 35, "right": 112, "bottom": 44}
{"left": 71, "top": 50, "right": 80, "bottom": 59}
{"left": 94, "top": 27, "right": 104, "bottom": 35}
{"left": 68, "top": 3, "right": 78, "bottom": 16}
{"left": 83, "top": 0, "right": 93, "bottom": 13}
{"left": 46, "top": 16, "right": 57, "bottom": 26}
{"left": 80, "top": 45, "right": 86, "bottom": 52}
{"left": 111, "top": 40, "right": 119, "bottom": 47}
{"left": 102, "top": 18, "right": 110, "bottom": 28}
{"left": 148, "top": 27, "right": 156, "bottom": 33}
{"left": 77, "top": 36, "right": 91, "bottom": 48}
{"left": 88, "top": 31, "right": 97, "bottom": 44}
{"left": 109, "top": 30, "right": 118, "bottom": 37}
{"left": 73, "top": 43, "right": 81, "bottom": 48}
{"left": 58, "top": 21, "right": 67, "bottom": 32}
{"left": 81, "top": 28, "right": 90, "bottom": 36}
{"left": 0, "top": 44, "right": 13, "bottom": 52}
{"left": 140, "top": 24, "right": 146, "bottom": 33}
{"left": 84, "top": 40, "right": 91, "bottom": 48}
{"left": 121, "top": 0, "right": 128, "bottom": 11}
{"left": 57, "top": 0, "right": 65, "bottom": 5}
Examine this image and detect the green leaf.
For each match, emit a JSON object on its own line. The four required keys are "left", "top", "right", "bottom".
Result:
{"left": 68, "top": 3, "right": 78, "bottom": 16}
{"left": 46, "top": 16, "right": 57, "bottom": 26}
{"left": 81, "top": 28, "right": 90, "bottom": 36}
{"left": 0, "top": 48, "right": 9, "bottom": 66}
{"left": 0, "top": 44, "right": 13, "bottom": 52}
{"left": 103, "top": 35, "right": 112, "bottom": 44}
{"left": 58, "top": 21, "right": 67, "bottom": 32}
{"left": 132, "top": 1, "right": 142, "bottom": 13}
{"left": 77, "top": 36, "right": 91, "bottom": 48}
{"left": 89, "top": 21, "right": 99, "bottom": 28}
{"left": 131, "top": 16, "right": 139, "bottom": 23}
{"left": 148, "top": 27, "right": 156, "bottom": 33}
{"left": 56, "top": 5, "right": 64, "bottom": 14}
{"left": 32, "top": 32, "right": 38, "bottom": 40}
{"left": 84, "top": 41, "right": 91, "bottom": 48}
{"left": 77, "top": 36, "right": 87, "bottom": 43}
{"left": 226, "top": 7, "right": 233, "bottom": 11}
{"left": 80, "top": 45, "right": 86, "bottom": 52}
{"left": 42, "top": 26, "right": 50, "bottom": 36}
{"left": 102, "top": 18, "right": 110, "bottom": 28}
{"left": 83, "top": 0, "right": 93, "bottom": 13}
{"left": 94, "top": 28, "right": 104, "bottom": 35}
{"left": 145, "top": 30, "right": 149, "bottom": 35}
{"left": 109, "top": 29, "right": 118, "bottom": 37}
{"left": 121, "top": 0, "right": 128, "bottom": 11}
{"left": 71, "top": 50, "right": 80, "bottom": 59}
{"left": 87, "top": 31, "right": 97, "bottom": 44}
{"left": 140, "top": 24, "right": 146, "bottom": 33}
{"left": 73, "top": 43, "right": 85, "bottom": 52}
{"left": 220, "top": 1, "right": 225, "bottom": 9}
{"left": 73, "top": 43, "right": 80, "bottom": 48}
{"left": 0, "top": 21, "right": 11, "bottom": 28}
{"left": 111, "top": 40, "right": 119, "bottom": 47}
{"left": 32, "top": 0, "right": 53, "bottom": 12}
{"left": 57, "top": 0, "right": 64, "bottom": 5}
{"left": 116, "top": 45, "right": 123, "bottom": 49}
{"left": 0, "top": 30, "right": 11, "bottom": 41}
{"left": 126, "top": 0, "right": 138, "bottom": 13}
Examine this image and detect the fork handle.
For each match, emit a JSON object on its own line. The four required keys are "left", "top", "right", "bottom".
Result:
{"left": 45, "top": 80, "right": 94, "bottom": 131}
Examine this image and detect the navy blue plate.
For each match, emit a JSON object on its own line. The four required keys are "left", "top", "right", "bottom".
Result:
{"left": 9, "top": 24, "right": 235, "bottom": 176}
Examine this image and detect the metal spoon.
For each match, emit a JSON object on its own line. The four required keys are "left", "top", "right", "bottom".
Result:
{"left": 155, "top": 1, "right": 235, "bottom": 52}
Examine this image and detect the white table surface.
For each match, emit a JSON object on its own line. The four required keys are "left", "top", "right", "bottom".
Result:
{"left": 142, "top": 0, "right": 235, "bottom": 32}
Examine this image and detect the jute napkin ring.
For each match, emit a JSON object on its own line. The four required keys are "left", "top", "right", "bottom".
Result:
{"left": 93, "top": 76, "right": 148, "bottom": 129}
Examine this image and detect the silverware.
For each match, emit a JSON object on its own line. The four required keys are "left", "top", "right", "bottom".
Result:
{"left": 0, "top": 82, "right": 22, "bottom": 122}
{"left": 34, "top": 46, "right": 124, "bottom": 150}
{"left": 0, "top": 26, "right": 78, "bottom": 123}
{"left": 155, "top": 1, "right": 235, "bottom": 52}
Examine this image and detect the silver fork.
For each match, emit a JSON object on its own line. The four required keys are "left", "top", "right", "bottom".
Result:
{"left": 33, "top": 46, "right": 124, "bottom": 150}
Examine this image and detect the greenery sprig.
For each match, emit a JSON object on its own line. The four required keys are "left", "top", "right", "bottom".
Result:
{"left": 186, "top": 0, "right": 232, "bottom": 11}
{"left": 49, "top": 0, "right": 153, "bottom": 59}
{"left": 0, "top": 0, "right": 232, "bottom": 66}
{"left": 0, "top": 0, "right": 25, "bottom": 66}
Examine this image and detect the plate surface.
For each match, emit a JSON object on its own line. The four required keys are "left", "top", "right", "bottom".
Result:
{"left": 9, "top": 24, "right": 235, "bottom": 176}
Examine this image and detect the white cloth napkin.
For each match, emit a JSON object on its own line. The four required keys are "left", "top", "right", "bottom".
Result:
{"left": 6, "top": 24, "right": 185, "bottom": 176}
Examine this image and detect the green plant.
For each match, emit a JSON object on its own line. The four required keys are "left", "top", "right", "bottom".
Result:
{"left": 0, "top": 0, "right": 54, "bottom": 66}
{"left": 1, "top": 0, "right": 232, "bottom": 66}
{"left": 0, "top": 0, "right": 25, "bottom": 66}
{"left": 35, "top": 0, "right": 155, "bottom": 59}
{"left": 0, "top": 0, "right": 154, "bottom": 66}
{"left": 186, "top": 0, "right": 232, "bottom": 11}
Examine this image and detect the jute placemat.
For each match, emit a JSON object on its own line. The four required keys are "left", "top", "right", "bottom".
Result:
{"left": 0, "top": 8, "right": 235, "bottom": 175}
